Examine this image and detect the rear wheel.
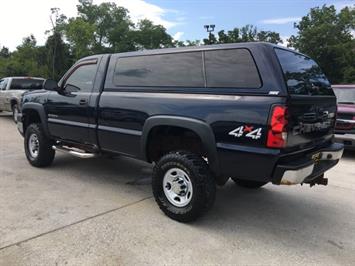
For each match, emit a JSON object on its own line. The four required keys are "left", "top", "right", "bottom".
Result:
{"left": 231, "top": 178, "right": 267, "bottom": 189}
{"left": 12, "top": 104, "right": 19, "bottom": 123}
{"left": 152, "top": 151, "right": 216, "bottom": 222}
{"left": 24, "top": 123, "right": 55, "bottom": 167}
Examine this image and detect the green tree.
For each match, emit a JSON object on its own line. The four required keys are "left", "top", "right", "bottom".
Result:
{"left": 0, "top": 0, "right": 178, "bottom": 78}
{"left": 185, "top": 40, "right": 202, "bottom": 46}
{"left": 76, "top": 0, "right": 134, "bottom": 53}
{"left": 0, "top": 46, "right": 10, "bottom": 58}
{"left": 46, "top": 8, "right": 73, "bottom": 80}
{"left": 288, "top": 5, "right": 355, "bottom": 83}
{"left": 208, "top": 25, "right": 282, "bottom": 45}
{"left": 133, "top": 19, "right": 174, "bottom": 49}
{"left": 217, "top": 29, "right": 239, "bottom": 43}
{"left": 257, "top": 31, "right": 283, "bottom": 44}
{"left": 45, "top": 33, "right": 73, "bottom": 80}
{"left": 65, "top": 17, "right": 96, "bottom": 59}
{"left": 0, "top": 35, "right": 48, "bottom": 77}
{"left": 203, "top": 33, "right": 218, "bottom": 45}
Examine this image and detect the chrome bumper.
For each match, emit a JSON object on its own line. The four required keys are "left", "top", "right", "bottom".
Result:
{"left": 279, "top": 144, "right": 344, "bottom": 185}
{"left": 281, "top": 164, "right": 314, "bottom": 185}
{"left": 334, "top": 133, "right": 355, "bottom": 148}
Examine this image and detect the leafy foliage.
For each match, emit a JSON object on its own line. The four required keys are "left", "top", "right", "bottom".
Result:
{"left": 288, "top": 5, "right": 355, "bottom": 83}
{"left": 0, "top": 35, "right": 48, "bottom": 77}
{"left": 204, "top": 25, "right": 283, "bottom": 44}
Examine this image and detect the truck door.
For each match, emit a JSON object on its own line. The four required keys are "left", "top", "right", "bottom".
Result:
{"left": 46, "top": 58, "right": 99, "bottom": 144}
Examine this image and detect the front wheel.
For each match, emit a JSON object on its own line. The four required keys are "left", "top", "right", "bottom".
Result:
{"left": 24, "top": 124, "right": 55, "bottom": 167}
{"left": 152, "top": 151, "right": 216, "bottom": 222}
{"left": 231, "top": 177, "right": 267, "bottom": 189}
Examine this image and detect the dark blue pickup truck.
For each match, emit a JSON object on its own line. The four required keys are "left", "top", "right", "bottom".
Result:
{"left": 18, "top": 43, "right": 343, "bottom": 222}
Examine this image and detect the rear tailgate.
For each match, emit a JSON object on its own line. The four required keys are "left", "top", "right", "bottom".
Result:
{"left": 287, "top": 96, "right": 336, "bottom": 148}
{"left": 275, "top": 48, "right": 337, "bottom": 149}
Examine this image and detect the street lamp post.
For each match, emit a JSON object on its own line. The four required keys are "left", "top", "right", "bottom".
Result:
{"left": 204, "top": 24, "right": 215, "bottom": 44}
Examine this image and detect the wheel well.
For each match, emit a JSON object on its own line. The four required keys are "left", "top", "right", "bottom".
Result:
{"left": 23, "top": 109, "right": 41, "bottom": 133}
{"left": 10, "top": 99, "right": 18, "bottom": 108}
{"left": 146, "top": 126, "right": 206, "bottom": 163}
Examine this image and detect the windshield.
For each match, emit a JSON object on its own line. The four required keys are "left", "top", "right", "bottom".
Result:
{"left": 275, "top": 48, "right": 334, "bottom": 96}
{"left": 333, "top": 87, "right": 355, "bottom": 104}
{"left": 10, "top": 78, "right": 44, "bottom": 90}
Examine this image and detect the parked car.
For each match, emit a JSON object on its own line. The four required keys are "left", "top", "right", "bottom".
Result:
{"left": 333, "top": 84, "right": 355, "bottom": 150}
{"left": 0, "top": 77, "right": 44, "bottom": 122}
{"left": 17, "top": 43, "right": 343, "bottom": 222}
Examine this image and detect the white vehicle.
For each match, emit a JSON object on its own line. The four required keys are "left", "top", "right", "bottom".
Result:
{"left": 0, "top": 77, "right": 44, "bottom": 122}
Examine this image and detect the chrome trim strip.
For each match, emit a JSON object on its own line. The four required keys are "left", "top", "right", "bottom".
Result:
{"left": 334, "top": 134, "right": 355, "bottom": 141}
{"left": 98, "top": 125, "right": 142, "bottom": 136}
{"left": 336, "top": 119, "right": 355, "bottom": 124}
{"left": 48, "top": 118, "right": 93, "bottom": 128}
{"left": 101, "top": 91, "right": 242, "bottom": 101}
{"left": 48, "top": 118, "right": 141, "bottom": 136}
{"left": 48, "top": 118, "right": 142, "bottom": 136}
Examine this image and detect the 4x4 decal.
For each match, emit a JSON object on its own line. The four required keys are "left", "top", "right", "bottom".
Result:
{"left": 229, "top": 125, "right": 262, "bottom": 140}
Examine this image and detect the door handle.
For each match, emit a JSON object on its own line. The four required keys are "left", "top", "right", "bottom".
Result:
{"left": 79, "top": 99, "right": 88, "bottom": 105}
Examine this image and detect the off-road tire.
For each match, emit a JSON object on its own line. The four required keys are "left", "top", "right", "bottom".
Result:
{"left": 24, "top": 123, "right": 55, "bottom": 167}
{"left": 231, "top": 177, "right": 267, "bottom": 189}
{"left": 152, "top": 150, "right": 216, "bottom": 222}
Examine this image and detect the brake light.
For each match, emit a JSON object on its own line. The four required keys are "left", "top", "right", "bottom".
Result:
{"left": 267, "top": 105, "right": 288, "bottom": 148}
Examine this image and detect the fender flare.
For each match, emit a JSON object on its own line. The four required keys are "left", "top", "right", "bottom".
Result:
{"left": 21, "top": 103, "right": 50, "bottom": 137}
{"left": 141, "top": 115, "right": 220, "bottom": 175}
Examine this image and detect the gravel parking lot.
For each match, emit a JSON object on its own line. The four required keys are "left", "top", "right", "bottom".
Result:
{"left": 1, "top": 112, "right": 355, "bottom": 265}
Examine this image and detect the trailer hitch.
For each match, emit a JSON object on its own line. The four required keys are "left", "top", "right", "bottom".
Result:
{"left": 305, "top": 174, "right": 328, "bottom": 187}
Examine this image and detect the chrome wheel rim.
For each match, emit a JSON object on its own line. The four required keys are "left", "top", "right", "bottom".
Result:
{"left": 28, "top": 133, "right": 39, "bottom": 158}
{"left": 163, "top": 168, "right": 193, "bottom": 207}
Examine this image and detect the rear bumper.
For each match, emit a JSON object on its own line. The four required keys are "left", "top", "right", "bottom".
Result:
{"left": 217, "top": 142, "right": 343, "bottom": 185}
{"left": 334, "top": 133, "right": 355, "bottom": 150}
{"left": 272, "top": 143, "right": 343, "bottom": 185}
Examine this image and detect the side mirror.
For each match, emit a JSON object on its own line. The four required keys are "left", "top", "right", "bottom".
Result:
{"left": 43, "top": 79, "right": 60, "bottom": 91}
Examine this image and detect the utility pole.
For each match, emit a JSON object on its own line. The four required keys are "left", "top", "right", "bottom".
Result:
{"left": 49, "top": 8, "right": 59, "bottom": 80}
{"left": 204, "top": 24, "right": 215, "bottom": 44}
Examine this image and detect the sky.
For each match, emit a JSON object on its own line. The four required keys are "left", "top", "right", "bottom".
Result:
{"left": 0, "top": 0, "right": 353, "bottom": 51}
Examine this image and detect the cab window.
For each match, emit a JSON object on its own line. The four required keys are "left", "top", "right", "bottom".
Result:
{"left": 64, "top": 63, "right": 98, "bottom": 92}
{"left": 114, "top": 52, "right": 204, "bottom": 88}
{"left": 0, "top": 79, "right": 7, "bottom": 90}
{"left": 275, "top": 48, "right": 334, "bottom": 96}
{"left": 204, "top": 49, "right": 261, "bottom": 88}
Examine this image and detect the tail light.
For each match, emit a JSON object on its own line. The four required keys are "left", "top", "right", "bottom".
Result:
{"left": 267, "top": 105, "right": 288, "bottom": 148}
